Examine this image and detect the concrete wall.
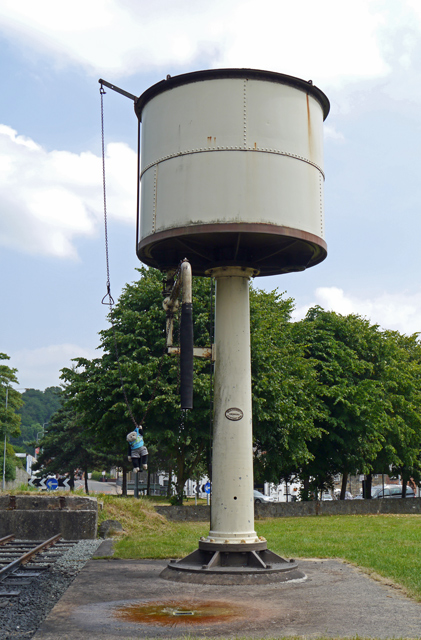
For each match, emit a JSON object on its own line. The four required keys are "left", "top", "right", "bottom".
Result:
{"left": 255, "top": 498, "right": 421, "bottom": 518}
{"left": 0, "top": 495, "right": 98, "bottom": 539}
{"left": 3, "top": 467, "right": 30, "bottom": 491}
{"left": 156, "top": 498, "right": 421, "bottom": 522}
{"left": 155, "top": 505, "right": 210, "bottom": 521}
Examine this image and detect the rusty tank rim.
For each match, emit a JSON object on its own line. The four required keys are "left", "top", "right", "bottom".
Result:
{"left": 134, "top": 68, "right": 330, "bottom": 121}
{"left": 137, "top": 222, "right": 327, "bottom": 277}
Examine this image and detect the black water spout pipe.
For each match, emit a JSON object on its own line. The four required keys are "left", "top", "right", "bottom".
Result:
{"left": 179, "top": 260, "right": 193, "bottom": 409}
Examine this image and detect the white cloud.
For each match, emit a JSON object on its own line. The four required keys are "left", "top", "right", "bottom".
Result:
{"left": 0, "top": 0, "right": 417, "bottom": 87}
{"left": 324, "top": 125, "right": 345, "bottom": 142}
{"left": 0, "top": 126, "right": 136, "bottom": 258}
{"left": 212, "top": 0, "right": 389, "bottom": 85}
{"left": 0, "top": 0, "right": 224, "bottom": 74}
{"left": 9, "top": 343, "right": 101, "bottom": 391}
{"left": 293, "top": 286, "right": 421, "bottom": 335}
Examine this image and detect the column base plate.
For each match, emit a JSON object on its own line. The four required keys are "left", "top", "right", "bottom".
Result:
{"left": 160, "top": 541, "right": 306, "bottom": 585}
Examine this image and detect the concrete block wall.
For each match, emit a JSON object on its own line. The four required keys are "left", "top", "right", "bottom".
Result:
{"left": 3, "top": 467, "right": 30, "bottom": 491}
{"left": 155, "top": 498, "right": 421, "bottom": 522}
{"left": 256, "top": 497, "right": 421, "bottom": 518}
{"left": 155, "top": 505, "right": 210, "bottom": 521}
{"left": 0, "top": 495, "right": 98, "bottom": 539}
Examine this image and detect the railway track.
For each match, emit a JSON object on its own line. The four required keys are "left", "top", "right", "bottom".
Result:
{"left": 0, "top": 534, "right": 77, "bottom": 597}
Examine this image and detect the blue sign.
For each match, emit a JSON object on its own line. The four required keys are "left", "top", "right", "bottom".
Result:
{"left": 204, "top": 481, "right": 211, "bottom": 494}
{"left": 46, "top": 477, "right": 58, "bottom": 491}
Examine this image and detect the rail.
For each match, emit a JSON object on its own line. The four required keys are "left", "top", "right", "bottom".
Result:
{"left": 0, "top": 533, "right": 77, "bottom": 597}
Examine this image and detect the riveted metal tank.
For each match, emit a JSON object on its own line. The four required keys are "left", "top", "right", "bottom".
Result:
{"left": 135, "top": 68, "right": 329, "bottom": 277}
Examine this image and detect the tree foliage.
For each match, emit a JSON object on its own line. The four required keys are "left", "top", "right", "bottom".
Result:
{"left": 61, "top": 267, "right": 214, "bottom": 503}
{"left": 293, "top": 308, "right": 421, "bottom": 496}
{"left": 250, "top": 289, "right": 325, "bottom": 484}
{"left": 34, "top": 401, "right": 113, "bottom": 493}
{"left": 377, "top": 330, "right": 421, "bottom": 493}
{"left": 11, "top": 387, "right": 62, "bottom": 453}
{"left": 36, "top": 269, "right": 421, "bottom": 502}
{"left": 0, "top": 353, "right": 23, "bottom": 481}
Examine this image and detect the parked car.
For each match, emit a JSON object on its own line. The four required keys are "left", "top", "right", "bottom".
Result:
{"left": 333, "top": 490, "right": 353, "bottom": 500}
{"left": 373, "top": 485, "right": 415, "bottom": 499}
{"left": 254, "top": 490, "right": 273, "bottom": 504}
{"left": 321, "top": 492, "right": 333, "bottom": 501}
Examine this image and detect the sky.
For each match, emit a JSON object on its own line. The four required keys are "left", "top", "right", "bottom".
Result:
{"left": 1, "top": 0, "right": 421, "bottom": 390}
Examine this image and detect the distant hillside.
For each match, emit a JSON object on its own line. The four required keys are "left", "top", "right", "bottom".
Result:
{"left": 11, "top": 387, "right": 62, "bottom": 454}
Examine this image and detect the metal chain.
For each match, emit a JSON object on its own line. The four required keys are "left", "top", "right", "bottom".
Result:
{"left": 100, "top": 86, "right": 114, "bottom": 308}
{"left": 99, "top": 84, "right": 187, "bottom": 428}
{"left": 99, "top": 84, "right": 137, "bottom": 429}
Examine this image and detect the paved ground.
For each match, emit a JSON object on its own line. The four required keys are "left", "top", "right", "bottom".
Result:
{"left": 33, "top": 542, "right": 421, "bottom": 640}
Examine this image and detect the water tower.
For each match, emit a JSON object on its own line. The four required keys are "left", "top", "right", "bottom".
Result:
{"left": 135, "top": 69, "right": 329, "bottom": 583}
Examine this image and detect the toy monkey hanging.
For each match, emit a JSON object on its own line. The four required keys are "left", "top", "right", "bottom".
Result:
{"left": 127, "top": 425, "right": 148, "bottom": 472}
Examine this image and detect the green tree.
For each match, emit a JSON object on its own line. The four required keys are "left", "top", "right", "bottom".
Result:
{"left": 294, "top": 308, "right": 421, "bottom": 499}
{"left": 12, "top": 387, "right": 62, "bottom": 454}
{"left": 0, "top": 353, "right": 23, "bottom": 482}
{"left": 293, "top": 308, "right": 391, "bottom": 497}
{"left": 61, "top": 267, "right": 214, "bottom": 503}
{"left": 374, "top": 331, "right": 421, "bottom": 495}
{"left": 34, "top": 401, "right": 114, "bottom": 494}
{"left": 62, "top": 271, "right": 348, "bottom": 501}
{"left": 250, "top": 289, "right": 325, "bottom": 485}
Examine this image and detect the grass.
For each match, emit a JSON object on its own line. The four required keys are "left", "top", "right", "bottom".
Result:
{"left": 97, "top": 494, "right": 208, "bottom": 559}
{"left": 97, "top": 495, "right": 421, "bottom": 602}
{"left": 258, "top": 515, "right": 421, "bottom": 601}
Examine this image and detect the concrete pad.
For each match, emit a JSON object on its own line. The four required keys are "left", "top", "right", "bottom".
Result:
{"left": 93, "top": 539, "right": 115, "bottom": 558}
{"left": 33, "top": 558, "right": 421, "bottom": 639}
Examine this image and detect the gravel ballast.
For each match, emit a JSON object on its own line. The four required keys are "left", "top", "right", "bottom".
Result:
{"left": 0, "top": 539, "right": 102, "bottom": 640}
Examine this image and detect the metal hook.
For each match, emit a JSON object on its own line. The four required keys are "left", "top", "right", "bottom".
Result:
{"left": 101, "top": 284, "right": 114, "bottom": 306}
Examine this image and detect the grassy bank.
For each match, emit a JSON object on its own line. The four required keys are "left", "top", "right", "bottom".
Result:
{"left": 97, "top": 495, "right": 421, "bottom": 601}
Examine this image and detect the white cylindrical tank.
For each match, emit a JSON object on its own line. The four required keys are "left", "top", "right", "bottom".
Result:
{"left": 135, "top": 68, "right": 329, "bottom": 277}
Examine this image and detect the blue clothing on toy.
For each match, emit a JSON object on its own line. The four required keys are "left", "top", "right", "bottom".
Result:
{"left": 127, "top": 426, "right": 148, "bottom": 471}
{"left": 127, "top": 426, "right": 144, "bottom": 450}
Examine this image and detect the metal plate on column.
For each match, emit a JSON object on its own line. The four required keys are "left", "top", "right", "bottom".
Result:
{"left": 225, "top": 408, "right": 243, "bottom": 421}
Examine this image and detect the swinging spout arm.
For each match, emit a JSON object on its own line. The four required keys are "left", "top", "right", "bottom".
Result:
{"left": 179, "top": 260, "right": 193, "bottom": 409}
{"left": 98, "top": 79, "right": 138, "bottom": 102}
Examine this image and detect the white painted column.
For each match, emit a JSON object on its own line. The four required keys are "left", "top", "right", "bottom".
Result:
{"left": 206, "top": 267, "right": 258, "bottom": 544}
